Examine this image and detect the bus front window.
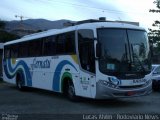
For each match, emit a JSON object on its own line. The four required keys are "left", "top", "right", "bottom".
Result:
{"left": 97, "top": 29, "right": 151, "bottom": 79}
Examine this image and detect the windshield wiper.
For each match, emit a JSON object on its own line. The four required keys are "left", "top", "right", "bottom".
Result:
{"left": 130, "top": 44, "right": 146, "bottom": 73}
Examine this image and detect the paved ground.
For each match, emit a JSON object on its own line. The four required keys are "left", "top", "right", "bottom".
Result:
{"left": 0, "top": 81, "right": 160, "bottom": 119}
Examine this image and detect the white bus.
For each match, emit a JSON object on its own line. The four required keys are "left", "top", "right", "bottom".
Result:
{"left": 3, "top": 19, "right": 152, "bottom": 100}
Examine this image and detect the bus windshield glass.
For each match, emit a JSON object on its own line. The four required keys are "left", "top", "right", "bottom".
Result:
{"left": 97, "top": 29, "right": 151, "bottom": 78}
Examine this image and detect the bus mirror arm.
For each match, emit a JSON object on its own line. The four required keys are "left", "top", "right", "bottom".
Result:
{"left": 96, "top": 42, "right": 101, "bottom": 58}
{"left": 93, "top": 38, "right": 97, "bottom": 41}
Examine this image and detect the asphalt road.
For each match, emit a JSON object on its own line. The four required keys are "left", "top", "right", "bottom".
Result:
{"left": 0, "top": 81, "right": 160, "bottom": 119}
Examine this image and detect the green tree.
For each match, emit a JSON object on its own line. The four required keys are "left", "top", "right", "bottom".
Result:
{"left": 0, "top": 31, "right": 19, "bottom": 42}
{"left": 0, "top": 20, "right": 5, "bottom": 29}
{"left": 0, "top": 20, "right": 20, "bottom": 43}
{"left": 148, "top": 0, "right": 160, "bottom": 54}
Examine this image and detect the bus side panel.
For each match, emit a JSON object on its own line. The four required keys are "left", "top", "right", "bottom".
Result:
{"left": 30, "top": 57, "right": 53, "bottom": 90}
{"left": 52, "top": 55, "right": 79, "bottom": 92}
{"left": 3, "top": 70, "right": 16, "bottom": 85}
{"left": 56, "top": 55, "right": 93, "bottom": 98}
{"left": 3, "top": 55, "right": 95, "bottom": 98}
{"left": 3, "top": 58, "right": 31, "bottom": 86}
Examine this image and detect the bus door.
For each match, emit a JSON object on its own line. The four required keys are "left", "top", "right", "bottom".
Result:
{"left": 77, "top": 29, "right": 96, "bottom": 98}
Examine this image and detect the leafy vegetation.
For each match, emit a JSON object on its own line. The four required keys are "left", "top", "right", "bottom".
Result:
{"left": 0, "top": 20, "right": 20, "bottom": 43}
{"left": 0, "top": 20, "right": 5, "bottom": 29}
{"left": 148, "top": 0, "right": 160, "bottom": 54}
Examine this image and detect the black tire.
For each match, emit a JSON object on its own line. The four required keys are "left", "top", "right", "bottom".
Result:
{"left": 16, "top": 74, "right": 25, "bottom": 91}
{"left": 67, "top": 80, "right": 77, "bottom": 101}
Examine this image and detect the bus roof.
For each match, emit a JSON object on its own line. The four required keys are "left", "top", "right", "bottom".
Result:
{"left": 4, "top": 21, "right": 145, "bottom": 46}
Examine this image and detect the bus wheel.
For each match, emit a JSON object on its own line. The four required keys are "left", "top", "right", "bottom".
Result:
{"left": 16, "top": 74, "right": 25, "bottom": 91}
{"left": 67, "top": 80, "right": 77, "bottom": 101}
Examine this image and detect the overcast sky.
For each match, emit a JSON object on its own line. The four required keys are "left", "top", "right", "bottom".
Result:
{"left": 0, "top": 0, "right": 159, "bottom": 29}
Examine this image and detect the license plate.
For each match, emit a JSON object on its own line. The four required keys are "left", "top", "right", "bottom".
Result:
{"left": 133, "top": 79, "right": 146, "bottom": 84}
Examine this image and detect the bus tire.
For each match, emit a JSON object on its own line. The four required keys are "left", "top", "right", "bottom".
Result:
{"left": 16, "top": 73, "right": 25, "bottom": 91}
{"left": 67, "top": 80, "right": 77, "bottom": 101}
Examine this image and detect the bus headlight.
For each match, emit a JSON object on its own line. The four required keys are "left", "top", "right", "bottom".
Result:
{"left": 144, "top": 79, "right": 152, "bottom": 86}
{"left": 99, "top": 78, "right": 120, "bottom": 88}
{"left": 108, "top": 77, "right": 120, "bottom": 86}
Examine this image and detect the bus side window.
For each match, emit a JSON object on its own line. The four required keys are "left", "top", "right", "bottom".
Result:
{"left": 56, "top": 34, "right": 65, "bottom": 54}
{"left": 43, "top": 36, "right": 56, "bottom": 56}
{"left": 78, "top": 29, "right": 95, "bottom": 73}
{"left": 55, "top": 31, "right": 75, "bottom": 55}
{"left": 28, "top": 40, "right": 42, "bottom": 57}
{"left": 18, "top": 42, "right": 29, "bottom": 58}
{"left": 10, "top": 44, "right": 18, "bottom": 58}
{"left": 4, "top": 46, "right": 10, "bottom": 59}
{"left": 65, "top": 31, "right": 76, "bottom": 54}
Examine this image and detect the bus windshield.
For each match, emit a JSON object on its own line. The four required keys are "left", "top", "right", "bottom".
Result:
{"left": 97, "top": 29, "right": 151, "bottom": 79}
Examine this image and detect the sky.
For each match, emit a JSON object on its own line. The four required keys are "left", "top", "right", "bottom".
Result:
{"left": 0, "top": 0, "right": 160, "bottom": 30}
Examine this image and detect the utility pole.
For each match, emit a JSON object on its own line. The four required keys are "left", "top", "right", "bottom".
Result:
{"left": 15, "top": 15, "right": 25, "bottom": 30}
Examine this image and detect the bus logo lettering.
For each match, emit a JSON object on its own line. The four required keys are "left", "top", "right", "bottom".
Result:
{"left": 31, "top": 58, "right": 51, "bottom": 69}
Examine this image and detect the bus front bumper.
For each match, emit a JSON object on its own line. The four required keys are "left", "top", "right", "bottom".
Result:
{"left": 95, "top": 81, "right": 152, "bottom": 99}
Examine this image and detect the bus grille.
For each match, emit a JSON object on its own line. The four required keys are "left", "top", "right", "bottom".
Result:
{"left": 118, "top": 85, "right": 143, "bottom": 89}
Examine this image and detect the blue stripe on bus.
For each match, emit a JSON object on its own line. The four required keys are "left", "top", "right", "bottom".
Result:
{"left": 4, "top": 59, "right": 32, "bottom": 86}
{"left": 3, "top": 60, "right": 14, "bottom": 79}
{"left": 52, "top": 60, "right": 78, "bottom": 92}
